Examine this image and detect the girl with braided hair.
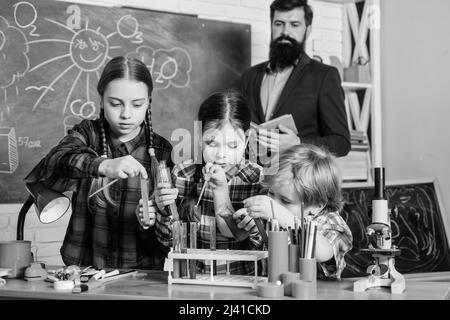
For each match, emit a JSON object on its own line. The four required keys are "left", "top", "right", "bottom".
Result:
{"left": 24, "top": 56, "right": 177, "bottom": 269}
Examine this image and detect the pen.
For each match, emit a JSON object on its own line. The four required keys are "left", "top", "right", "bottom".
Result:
{"left": 288, "top": 226, "right": 292, "bottom": 244}
{"left": 294, "top": 216, "right": 299, "bottom": 245}
{"left": 311, "top": 223, "right": 318, "bottom": 259}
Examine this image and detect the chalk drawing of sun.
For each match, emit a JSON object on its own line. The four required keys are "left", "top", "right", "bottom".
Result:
{"left": 26, "top": 17, "right": 124, "bottom": 121}
{"left": 69, "top": 28, "right": 109, "bottom": 73}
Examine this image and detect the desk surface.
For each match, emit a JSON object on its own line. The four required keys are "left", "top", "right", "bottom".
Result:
{"left": 1, "top": 271, "right": 450, "bottom": 300}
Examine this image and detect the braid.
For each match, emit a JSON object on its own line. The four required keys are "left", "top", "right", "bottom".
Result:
{"left": 99, "top": 108, "right": 108, "bottom": 158}
{"left": 147, "top": 106, "right": 154, "bottom": 149}
{"left": 145, "top": 104, "right": 160, "bottom": 197}
{"left": 87, "top": 108, "right": 116, "bottom": 209}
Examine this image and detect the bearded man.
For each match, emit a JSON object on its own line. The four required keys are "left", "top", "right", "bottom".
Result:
{"left": 239, "top": 0, "right": 350, "bottom": 162}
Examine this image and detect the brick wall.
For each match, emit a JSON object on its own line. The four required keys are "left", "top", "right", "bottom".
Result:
{"left": 0, "top": 0, "right": 343, "bottom": 266}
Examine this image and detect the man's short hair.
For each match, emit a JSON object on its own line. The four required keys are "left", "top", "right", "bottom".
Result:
{"left": 270, "top": 0, "right": 314, "bottom": 27}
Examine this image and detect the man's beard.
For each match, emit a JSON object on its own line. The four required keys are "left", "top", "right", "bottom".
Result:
{"left": 269, "top": 35, "right": 305, "bottom": 70}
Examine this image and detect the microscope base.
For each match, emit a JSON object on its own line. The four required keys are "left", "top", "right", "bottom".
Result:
{"left": 353, "top": 257, "right": 406, "bottom": 294}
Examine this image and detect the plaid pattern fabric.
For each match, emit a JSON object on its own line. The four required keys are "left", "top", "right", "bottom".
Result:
{"left": 312, "top": 210, "right": 353, "bottom": 279}
{"left": 172, "top": 159, "right": 264, "bottom": 275}
{"left": 24, "top": 119, "right": 173, "bottom": 269}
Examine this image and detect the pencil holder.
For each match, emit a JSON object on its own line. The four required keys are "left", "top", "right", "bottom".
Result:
{"left": 281, "top": 271, "right": 300, "bottom": 296}
{"left": 288, "top": 244, "right": 300, "bottom": 273}
{"left": 268, "top": 230, "right": 288, "bottom": 283}
{"left": 291, "top": 279, "right": 317, "bottom": 299}
{"left": 299, "top": 257, "right": 317, "bottom": 283}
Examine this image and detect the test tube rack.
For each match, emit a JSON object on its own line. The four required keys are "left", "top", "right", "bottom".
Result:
{"left": 168, "top": 249, "right": 268, "bottom": 288}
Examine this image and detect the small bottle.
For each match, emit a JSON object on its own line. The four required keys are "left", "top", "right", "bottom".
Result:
{"left": 157, "top": 160, "right": 179, "bottom": 221}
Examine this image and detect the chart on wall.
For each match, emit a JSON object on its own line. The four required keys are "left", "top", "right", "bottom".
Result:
{"left": 0, "top": 0, "right": 251, "bottom": 203}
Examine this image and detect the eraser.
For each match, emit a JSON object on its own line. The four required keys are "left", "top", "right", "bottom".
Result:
{"left": 54, "top": 280, "right": 74, "bottom": 290}
{"left": 257, "top": 282, "right": 285, "bottom": 298}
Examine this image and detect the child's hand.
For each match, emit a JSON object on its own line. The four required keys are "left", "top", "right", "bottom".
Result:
{"left": 135, "top": 199, "right": 157, "bottom": 228}
{"left": 233, "top": 208, "right": 257, "bottom": 232}
{"left": 154, "top": 182, "right": 179, "bottom": 212}
{"left": 243, "top": 195, "right": 274, "bottom": 221}
{"left": 203, "top": 162, "right": 227, "bottom": 190}
{"left": 99, "top": 155, "right": 148, "bottom": 179}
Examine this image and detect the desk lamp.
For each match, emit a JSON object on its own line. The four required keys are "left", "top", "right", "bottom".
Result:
{"left": 17, "top": 182, "right": 71, "bottom": 240}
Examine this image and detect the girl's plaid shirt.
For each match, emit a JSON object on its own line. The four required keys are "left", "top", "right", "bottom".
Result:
{"left": 172, "top": 159, "right": 265, "bottom": 275}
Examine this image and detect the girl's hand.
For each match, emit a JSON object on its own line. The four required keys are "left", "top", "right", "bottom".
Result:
{"left": 99, "top": 155, "right": 148, "bottom": 179}
{"left": 203, "top": 162, "right": 227, "bottom": 190}
{"left": 135, "top": 199, "right": 157, "bottom": 228}
{"left": 233, "top": 208, "right": 257, "bottom": 232}
{"left": 243, "top": 195, "right": 275, "bottom": 221}
{"left": 154, "top": 182, "right": 179, "bottom": 212}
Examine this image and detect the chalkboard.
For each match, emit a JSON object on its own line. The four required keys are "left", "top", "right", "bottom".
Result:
{"left": 340, "top": 179, "right": 450, "bottom": 277}
{"left": 0, "top": 0, "right": 250, "bottom": 203}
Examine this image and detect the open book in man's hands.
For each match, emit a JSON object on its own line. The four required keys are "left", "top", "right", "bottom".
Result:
{"left": 250, "top": 114, "right": 298, "bottom": 134}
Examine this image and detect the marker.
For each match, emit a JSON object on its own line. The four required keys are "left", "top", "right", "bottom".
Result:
{"left": 91, "top": 269, "right": 105, "bottom": 281}
{"left": 101, "top": 269, "right": 119, "bottom": 279}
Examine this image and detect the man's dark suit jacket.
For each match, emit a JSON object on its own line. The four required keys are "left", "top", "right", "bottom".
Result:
{"left": 239, "top": 53, "right": 351, "bottom": 157}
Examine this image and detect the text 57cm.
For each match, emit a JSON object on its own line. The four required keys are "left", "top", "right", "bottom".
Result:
{"left": 18, "top": 136, "right": 41, "bottom": 148}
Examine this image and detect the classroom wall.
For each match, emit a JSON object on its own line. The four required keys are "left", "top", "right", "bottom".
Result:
{"left": 381, "top": 0, "right": 450, "bottom": 228}
{"left": 0, "top": 0, "right": 343, "bottom": 265}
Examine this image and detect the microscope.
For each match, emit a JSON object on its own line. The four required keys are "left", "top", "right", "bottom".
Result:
{"left": 353, "top": 167, "right": 406, "bottom": 294}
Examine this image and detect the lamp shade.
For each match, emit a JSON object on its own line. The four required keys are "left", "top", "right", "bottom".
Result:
{"left": 25, "top": 182, "right": 71, "bottom": 224}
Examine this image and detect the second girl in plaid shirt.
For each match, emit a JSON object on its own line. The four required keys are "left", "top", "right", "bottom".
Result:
{"left": 172, "top": 89, "right": 265, "bottom": 275}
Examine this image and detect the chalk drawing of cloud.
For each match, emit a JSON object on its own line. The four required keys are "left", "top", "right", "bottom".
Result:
{"left": 0, "top": 16, "right": 30, "bottom": 88}
{"left": 127, "top": 46, "right": 192, "bottom": 90}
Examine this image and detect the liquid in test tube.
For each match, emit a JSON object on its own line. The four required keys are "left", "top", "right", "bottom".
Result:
{"left": 189, "top": 222, "right": 197, "bottom": 279}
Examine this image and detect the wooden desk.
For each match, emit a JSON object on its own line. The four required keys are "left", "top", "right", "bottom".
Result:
{"left": 1, "top": 271, "right": 450, "bottom": 300}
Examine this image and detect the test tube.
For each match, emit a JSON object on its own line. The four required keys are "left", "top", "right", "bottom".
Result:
{"left": 180, "top": 222, "right": 188, "bottom": 277}
{"left": 210, "top": 218, "right": 217, "bottom": 275}
{"left": 172, "top": 220, "right": 181, "bottom": 278}
{"left": 157, "top": 160, "right": 179, "bottom": 220}
{"left": 210, "top": 218, "right": 216, "bottom": 251}
{"left": 189, "top": 222, "right": 197, "bottom": 279}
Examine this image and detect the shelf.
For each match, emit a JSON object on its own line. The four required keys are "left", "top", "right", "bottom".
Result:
{"left": 342, "top": 82, "right": 372, "bottom": 89}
